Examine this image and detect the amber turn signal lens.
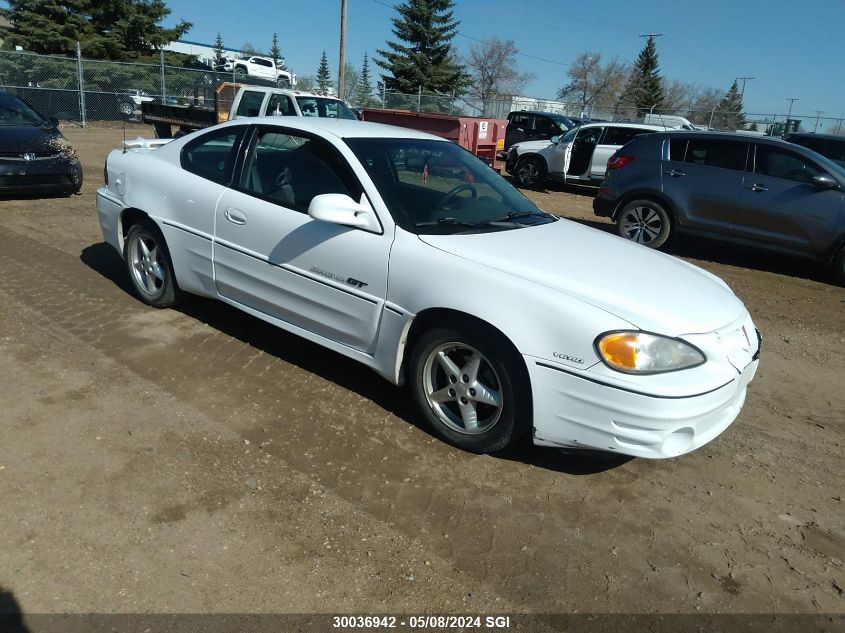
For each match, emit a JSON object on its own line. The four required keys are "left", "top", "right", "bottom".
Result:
{"left": 598, "top": 333, "right": 638, "bottom": 369}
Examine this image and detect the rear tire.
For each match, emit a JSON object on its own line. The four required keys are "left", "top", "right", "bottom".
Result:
{"left": 514, "top": 156, "right": 546, "bottom": 189}
{"left": 123, "top": 220, "right": 182, "bottom": 308}
{"left": 615, "top": 199, "right": 672, "bottom": 248}
{"left": 409, "top": 324, "right": 530, "bottom": 454}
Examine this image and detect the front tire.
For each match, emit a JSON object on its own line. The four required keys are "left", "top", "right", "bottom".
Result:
{"left": 514, "top": 156, "right": 545, "bottom": 189}
{"left": 124, "top": 220, "right": 182, "bottom": 308}
{"left": 409, "top": 325, "right": 529, "bottom": 453}
{"left": 615, "top": 199, "right": 672, "bottom": 248}
{"left": 118, "top": 101, "right": 134, "bottom": 120}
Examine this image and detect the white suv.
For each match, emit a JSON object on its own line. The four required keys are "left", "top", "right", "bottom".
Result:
{"left": 505, "top": 122, "right": 665, "bottom": 188}
{"left": 232, "top": 56, "right": 295, "bottom": 86}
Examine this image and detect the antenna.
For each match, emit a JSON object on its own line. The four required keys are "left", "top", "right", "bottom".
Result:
{"left": 122, "top": 118, "right": 127, "bottom": 153}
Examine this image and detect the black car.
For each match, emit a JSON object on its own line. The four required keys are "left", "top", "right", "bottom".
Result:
{"left": 501, "top": 110, "right": 580, "bottom": 157}
{"left": 0, "top": 92, "right": 83, "bottom": 196}
{"left": 785, "top": 133, "right": 845, "bottom": 168}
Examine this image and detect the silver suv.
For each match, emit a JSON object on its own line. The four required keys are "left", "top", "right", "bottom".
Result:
{"left": 593, "top": 132, "right": 845, "bottom": 284}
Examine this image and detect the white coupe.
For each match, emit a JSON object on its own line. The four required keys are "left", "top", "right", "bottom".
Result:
{"left": 96, "top": 118, "right": 760, "bottom": 458}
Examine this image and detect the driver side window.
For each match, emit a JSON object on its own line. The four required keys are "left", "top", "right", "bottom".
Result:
{"left": 237, "top": 128, "right": 362, "bottom": 212}
{"left": 754, "top": 145, "right": 823, "bottom": 184}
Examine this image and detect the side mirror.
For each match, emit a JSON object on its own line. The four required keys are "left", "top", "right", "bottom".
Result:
{"left": 550, "top": 135, "right": 560, "bottom": 144}
{"left": 308, "top": 193, "right": 380, "bottom": 232}
{"left": 44, "top": 117, "right": 59, "bottom": 129}
{"left": 812, "top": 174, "right": 840, "bottom": 190}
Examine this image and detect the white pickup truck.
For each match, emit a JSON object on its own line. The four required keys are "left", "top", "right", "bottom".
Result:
{"left": 141, "top": 85, "right": 357, "bottom": 137}
{"left": 231, "top": 56, "right": 296, "bottom": 87}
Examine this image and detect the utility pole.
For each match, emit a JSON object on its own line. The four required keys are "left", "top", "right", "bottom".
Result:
{"left": 785, "top": 97, "right": 799, "bottom": 136}
{"left": 338, "top": 0, "right": 347, "bottom": 100}
{"left": 736, "top": 76, "right": 754, "bottom": 100}
{"left": 813, "top": 110, "right": 823, "bottom": 133}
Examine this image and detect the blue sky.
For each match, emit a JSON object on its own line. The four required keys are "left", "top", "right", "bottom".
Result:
{"left": 159, "top": 0, "right": 843, "bottom": 117}
{"left": 9, "top": 0, "right": 843, "bottom": 117}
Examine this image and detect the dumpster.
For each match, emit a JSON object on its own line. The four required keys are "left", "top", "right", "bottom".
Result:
{"left": 361, "top": 108, "right": 507, "bottom": 165}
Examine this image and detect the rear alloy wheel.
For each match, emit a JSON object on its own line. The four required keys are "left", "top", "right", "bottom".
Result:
{"left": 514, "top": 156, "right": 545, "bottom": 188}
{"left": 124, "top": 221, "right": 182, "bottom": 308}
{"left": 616, "top": 199, "right": 671, "bottom": 248}
{"left": 409, "top": 326, "right": 529, "bottom": 453}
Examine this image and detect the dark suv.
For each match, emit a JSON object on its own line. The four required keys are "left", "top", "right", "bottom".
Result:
{"left": 501, "top": 110, "right": 581, "bottom": 156}
{"left": 593, "top": 132, "right": 845, "bottom": 283}
{"left": 786, "top": 133, "right": 845, "bottom": 168}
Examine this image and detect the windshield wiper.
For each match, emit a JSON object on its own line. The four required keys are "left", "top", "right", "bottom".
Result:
{"left": 414, "top": 217, "right": 482, "bottom": 228}
{"left": 487, "top": 211, "right": 551, "bottom": 223}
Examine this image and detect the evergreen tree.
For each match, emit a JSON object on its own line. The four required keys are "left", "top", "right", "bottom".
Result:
{"left": 626, "top": 35, "right": 664, "bottom": 115}
{"left": 712, "top": 80, "right": 746, "bottom": 130}
{"left": 375, "top": 0, "right": 468, "bottom": 95}
{"left": 213, "top": 32, "right": 225, "bottom": 68}
{"left": 2, "top": 0, "right": 191, "bottom": 60}
{"left": 316, "top": 50, "right": 332, "bottom": 94}
{"left": 270, "top": 33, "right": 286, "bottom": 71}
{"left": 354, "top": 52, "right": 374, "bottom": 107}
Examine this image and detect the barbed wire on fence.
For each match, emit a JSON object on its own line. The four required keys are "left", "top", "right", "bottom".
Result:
{"left": 1, "top": 47, "right": 843, "bottom": 136}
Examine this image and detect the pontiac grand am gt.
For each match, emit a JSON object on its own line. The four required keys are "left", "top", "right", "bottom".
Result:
{"left": 95, "top": 118, "right": 760, "bottom": 458}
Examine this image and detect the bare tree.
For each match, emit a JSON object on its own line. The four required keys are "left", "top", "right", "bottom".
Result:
{"left": 465, "top": 37, "right": 535, "bottom": 115}
{"left": 661, "top": 79, "right": 694, "bottom": 113}
{"left": 557, "top": 52, "right": 628, "bottom": 114}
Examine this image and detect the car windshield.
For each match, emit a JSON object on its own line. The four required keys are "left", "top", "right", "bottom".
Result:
{"left": 558, "top": 127, "right": 579, "bottom": 144}
{"left": 0, "top": 94, "right": 45, "bottom": 126}
{"left": 549, "top": 114, "right": 577, "bottom": 130}
{"left": 295, "top": 96, "right": 357, "bottom": 120}
{"left": 345, "top": 137, "right": 556, "bottom": 234}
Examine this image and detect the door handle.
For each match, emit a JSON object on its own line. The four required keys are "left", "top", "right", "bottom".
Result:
{"left": 747, "top": 184, "right": 768, "bottom": 192}
{"left": 664, "top": 169, "right": 686, "bottom": 177}
{"left": 224, "top": 207, "right": 247, "bottom": 225}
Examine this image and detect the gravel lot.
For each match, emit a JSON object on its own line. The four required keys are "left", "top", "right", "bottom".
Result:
{"left": 0, "top": 127, "right": 843, "bottom": 622}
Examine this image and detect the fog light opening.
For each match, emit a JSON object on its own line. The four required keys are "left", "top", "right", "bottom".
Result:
{"left": 662, "top": 427, "right": 694, "bottom": 456}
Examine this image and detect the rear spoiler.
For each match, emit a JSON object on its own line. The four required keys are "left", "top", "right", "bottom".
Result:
{"left": 122, "top": 137, "right": 172, "bottom": 150}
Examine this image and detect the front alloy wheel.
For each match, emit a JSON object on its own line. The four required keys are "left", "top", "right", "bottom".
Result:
{"left": 515, "top": 157, "right": 544, "bottom": 188}
{"left": 422, "top": 342, "right": 503, "bottom": 435}
{"left": 409, "top": 326, "right": 529, "bottom": 453}
{"left": 616, "top": 200, "right": 671, "bottom": 248}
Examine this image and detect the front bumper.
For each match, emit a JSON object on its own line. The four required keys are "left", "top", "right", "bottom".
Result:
{"left": 0, "top": 156, "right": 82, "bottom": 194}
{"left": 505, "top": 148, "right": 518, "bottom": 174}
{"left": 528, "top": 355, "right": 758, "bottom": 459}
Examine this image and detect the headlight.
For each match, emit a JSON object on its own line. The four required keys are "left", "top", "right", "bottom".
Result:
{"left": 595, "top": 331, "right": 705, "bottom": 374}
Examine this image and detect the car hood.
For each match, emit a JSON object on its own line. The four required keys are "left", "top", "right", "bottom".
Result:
{"left": 512, "top": 139, "right": 555, "bottom": 153}
{"left": 0, "top": 125, "right": 70, "bottom": 155}
{"left": 418, "top": 219, "right": 746, "bottom": 336}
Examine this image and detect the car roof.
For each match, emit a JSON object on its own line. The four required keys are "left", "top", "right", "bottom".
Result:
{"left": 578, "top": 122, "right": 666, "bottom": 131}
{"left": 787, "top": 132, "right": 845, "bottom": 141}
{"left": 236, "top": 86, "right": 340, "bottom": 100}
{"left": 214, "top": 116, "right": 450, "bottom": 141}
{"left": 511, "top": 110, "right": 577, "bottom": 119}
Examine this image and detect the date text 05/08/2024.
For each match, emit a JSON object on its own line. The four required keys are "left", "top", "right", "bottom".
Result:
{"left": 332, "top": 615, "right": 511, "bottom": 629}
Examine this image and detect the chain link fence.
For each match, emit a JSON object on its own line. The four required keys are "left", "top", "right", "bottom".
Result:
{"left": 0, "top": 48, "right": 297, "bottom": 126}
{"left": 2, "top": 47, "right": 843, "bottom": 137}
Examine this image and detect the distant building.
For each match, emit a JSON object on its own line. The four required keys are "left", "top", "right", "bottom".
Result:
{"left": 163, "top": 39, "right": 287, "bottom": 69}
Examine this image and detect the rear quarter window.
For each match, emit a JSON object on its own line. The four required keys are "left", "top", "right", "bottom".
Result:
{"left": 683, "top": 138, "right": 748, "bottom": 171}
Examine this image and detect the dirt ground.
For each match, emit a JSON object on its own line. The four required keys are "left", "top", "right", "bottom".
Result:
{"left": 0, "top": 127, "right": 843, "bottom": 623}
